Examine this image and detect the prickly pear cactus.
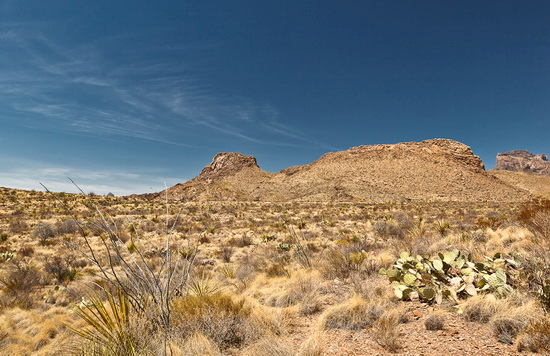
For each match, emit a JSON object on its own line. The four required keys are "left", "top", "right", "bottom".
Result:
{"left": 380, "top": 250, "right": 518, "bottom": 303}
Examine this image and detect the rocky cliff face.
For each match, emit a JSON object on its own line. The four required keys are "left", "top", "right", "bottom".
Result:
{"left": 495, "top": 150, "right": 550, "bottom": 176}
{"left": 191, "top": 152, "right": 260, "bottom": 182}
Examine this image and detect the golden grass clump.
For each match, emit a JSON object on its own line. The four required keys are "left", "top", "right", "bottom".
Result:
{"left": 297, "top": 330, "right": 324, "bottom": 356}
{"left": 0, "top": 306, "right": 74, "bottom": 355}
{"left": 239, "top": 335, "right": 294, "bottom": 356}
{"left": 373, "top": 309, "right": 403, "bottom": 353}
{"left": 516, "top": 316, "right": 550, "bottom": 353}
{"left": 171, "top": 292, "right": 282, "bottom": 350}
{"left": 247, "top": 269, "right": 326, "bottom": 316}
{"left": 461, "top": 294, "right": 509, "bottom": 323}
{"left": 179, "top": 332, "right": 221, "bottom": 356}
{"left": 424, "top": 311, "right": 446, "bottom": 331}
{"left": 320, "top": 294, "right": 386, "bottom": 330}
{"left": 490, "top": 301, "right": 540, "bottom": 345}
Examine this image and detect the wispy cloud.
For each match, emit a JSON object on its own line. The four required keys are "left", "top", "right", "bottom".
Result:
{"left": 0, "top": 158, "right": 179, "bottom": 195}
{"left": 0, "top": 23, "right": 329, "bottom": 149}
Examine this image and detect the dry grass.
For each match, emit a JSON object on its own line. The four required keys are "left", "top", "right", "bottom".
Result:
{"left": 246, "top": 269, "right": 326, "bottom": 316}
{"left": 297, "top": 330, "right": 324, "bottom": 356}
{"left": 239, "top": 335, "right": 293, "bottom": 356}
{"left": 461, "top": 295, "right": 509, "bottom": 323}
{"left": 490, "top": 301, "right": 540, "bottom": 344}
{"left": 171, "top": 292, "right": 283, "bottom": 349}
{"left": 179, "top": 332, "right": 221, "bottom": 356}
{"left": 0, "top": 306, "right": 74, "bottom": 355}
{"left": 424, "top": 311, "right": 446, "bottom": 331}
{"left": 0, "top": 186, "right": 548, "bottom": 354}
{"left": 373, "top": 309, "right": 403, "bottom": 353}
{"left": 516, "top": 316, "right": 550, "bottom": 353}
{"left": 320, "top": 294, "right": 387, "bottom": 330}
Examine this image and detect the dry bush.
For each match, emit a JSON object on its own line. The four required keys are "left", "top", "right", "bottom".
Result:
{"left": 178, "top": 332, "right": 221, "bottom": 356}
{"left": 227, "top": 234, "right": 254, "bottom": 247}
{"left": 297, "top": 330, "right": 323, "bottom": 356}
{"left": 516, "top": 199, "right": 550, "bottom": 310}
{"left": 219, "top": 245, "right": 234, "bottom": 263}
{"left": 44, "top": 256, "right": 72, "bottom": 283}
{"left": 8, "top": 220, "right": 28, "bottom": 234}
{"left": 239, "top": 335, "right": 293, "bottom": 356}
{"left": 0, "top": 262, "right": 43, "bottom": 308}
{"left": 319, "top": 239, "right": 385, "bottom": 279}
{"left": 461, "top": 295, "right": 509, "bottom": 323}
{"left": 320, "top": 294, "right": 386, "bottom": 330}
{"left": 56, "top": 218, "right": 80, "bottom": 235}
{"left": 425, "top": 311, "right": 446, "bottom": 331}
{"left": 374, "top": 309, "right": 402, "bottom": 353}
{"left": 18, "top": 245, "right": 35, "bottom": 257}
{"left": 373, "top": 220, "right": 404, "bottom": 239}
{"left": 516, "top": 316, "right": 550, "bottom": 353}
{"left": 171, "top": 292, "right": 280, "bottom": 349}
{"left": 251, "top": 270, "right": 325, "bottom": 316}
{"left": 32, "top": 222, "right": 56, "bottom": 244}
{"left": 490, "top": 302, "right": 540, "bottom": 344}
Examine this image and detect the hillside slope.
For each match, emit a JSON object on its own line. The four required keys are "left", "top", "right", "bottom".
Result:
{"left": 489, "top": 169, "right": 550, "bottom": 199}
{"left": 165, "top": 139, "right": 532, "bottom": 203}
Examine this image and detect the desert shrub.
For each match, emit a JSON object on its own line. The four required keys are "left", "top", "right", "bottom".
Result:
{"left": 518, "top": 199, "right": 550, "bottom": 242}
{"left": 265, "top": 262, "right": 290, "bottom": 278}
{"left": 320, "top": 238, "right": 381, "bottom": 279}
{"left": 476, "top": 211, "right": 507, "bottom": 230}
{"left": 424, "top": 312, "right": 446, "bottom": 330}
{"left": 373, "top": 220, "right": 404, "bottom": 239}
{"left": 56, "top": 218, "right": 80, "bottom": 235}
{"left": 8, "top": 219, "right": 28, "bottom": 234}
{"left": 516, "top": 316, "right": 550, "bottom": 353}
{"left": 462, "top": 295, "right": 508, "bottom": 323}
{"left": 32, "top": 222, "right": 56, "bottom": 244}
{"left": 374, "top": 309, "right": 402, "bottom": 352}
{"left": 0, "top": 262, "right": 43, "bottom": 308}
{"left": 172, "top": 293, "right": 273, "bottom": 348}
{"left": 44, "top": 256, "right": 76, "bottom": 283}
{"left": 320, "top": 294, "right": 386, "bottom": 330}
{"left": 18, "top": 245, "right": 34, "bottom": 257}
{"left": 0, "top": 232, "right": 8, "bottom": 243}
{"left": 490, "top": 302, "right": 539, "bottom": 344}
{"left": 240, "top": 336, "right": 293, "bottom": 356}
{"left": 228, "top": 234, "right": 253, "bottom": 247}
{"left": 219, "top": 245, "right": 234, "bottom": 263}
{"left": 516, "top": 199, "right": 550, "bottom": 310}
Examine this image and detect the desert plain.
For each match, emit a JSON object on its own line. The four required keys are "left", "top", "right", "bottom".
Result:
{"left": 0, "top": 139, "right": 549, "bottom": 355}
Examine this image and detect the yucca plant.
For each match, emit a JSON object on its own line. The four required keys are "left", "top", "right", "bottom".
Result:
{"left": 42, "top": 181, "right": 199, "bottom": 355}
{"left": 72, "top": 289, "right": 137, "bottom": 355}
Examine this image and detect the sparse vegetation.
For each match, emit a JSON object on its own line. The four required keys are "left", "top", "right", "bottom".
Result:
{"left": 0, "top": 186, "right": 548, "bottom": 354}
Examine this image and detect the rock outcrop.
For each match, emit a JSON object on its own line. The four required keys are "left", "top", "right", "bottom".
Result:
{"left": 162, "top": 139, "right": 532, "bottom": 203}
{"left": 191, "top": 152, "right": 260, "bottom": 182}
{"left": 495, "top": 150, "right": 550, "bottom": 176}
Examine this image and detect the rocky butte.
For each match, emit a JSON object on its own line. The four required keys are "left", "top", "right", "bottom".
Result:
{"left": 495, "top": 150, "right": 550, "bottom": 176}
{"left": 163, "top": 139, "right": 533, "bottom": 203}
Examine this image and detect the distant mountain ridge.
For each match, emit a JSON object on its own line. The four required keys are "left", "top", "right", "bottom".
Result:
{"left": 494, "top": 150, "right": 550, "bottom": 176}
{"left": 163, "top": 139, "right": 532, "bottom": 203}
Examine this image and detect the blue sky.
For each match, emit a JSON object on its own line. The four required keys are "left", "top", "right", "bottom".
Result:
{"left": 1, "top": 1, "right": 549, "bottom": 195}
